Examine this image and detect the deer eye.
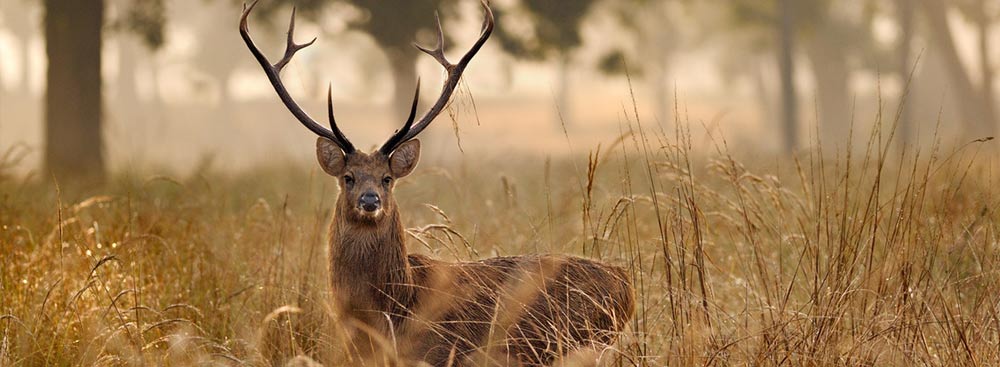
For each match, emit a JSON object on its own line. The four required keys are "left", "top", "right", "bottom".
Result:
{"left": 382, "top": 176, "right": 393, "bottom": 186}
{"left": 343, "top": 175, "right": 354, "bottom": 185}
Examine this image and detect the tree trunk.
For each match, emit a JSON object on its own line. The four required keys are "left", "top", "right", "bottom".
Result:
{"left": 919, "top": 0, "right": 995, "bottom": 137}
{"left": 805, "top": 32, "right": 850, "bottom": 150}
{"left": 44, "top": 0, "right": 105, "bottom": 182}
{"left": 385, "top": 46, "right": 419, "bottom": 119}
{"left": 777, "top": 0, "right": 799, "bottom": 153}
{"left": 897, "top": 0, "right": 915, "bottom": 146}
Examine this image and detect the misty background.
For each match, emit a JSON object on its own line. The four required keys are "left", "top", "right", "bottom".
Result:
{"left": 0, "top": 0, "right": 995, "bottom": 181}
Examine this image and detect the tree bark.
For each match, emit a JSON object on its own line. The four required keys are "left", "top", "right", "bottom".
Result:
{"left": 777, "top": 0, "right": 799, "bottom": 153}
{"left": 919, "top": 0, "right": 995, "bottom": 137}
{"left": 44, "top": 0, "right": 106, "bottom": 182}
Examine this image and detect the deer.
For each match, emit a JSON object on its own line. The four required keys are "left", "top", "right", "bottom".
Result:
{"left": 239, "top": 1, "right": 634, "bottom": 365}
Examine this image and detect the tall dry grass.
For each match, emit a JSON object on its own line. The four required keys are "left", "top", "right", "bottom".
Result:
{"left": 1, "top": 98, "right": 998, "bottom": 366}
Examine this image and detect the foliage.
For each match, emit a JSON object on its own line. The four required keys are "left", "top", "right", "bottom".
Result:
{"left": 597, "top": 49, "right": 629, "bottom": 76}
{"left": 114, "top": 0, "right": 168, "bottom": 49}
{"left": 494, "top": 0, "right": 599, "bottom": 61}
{"left": 247, "top": 0, "right": 458, "bottom": 53}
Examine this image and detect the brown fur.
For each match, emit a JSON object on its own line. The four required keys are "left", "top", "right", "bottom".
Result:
{"left": 319, "top": 139, "right": 635, "bottom": 366}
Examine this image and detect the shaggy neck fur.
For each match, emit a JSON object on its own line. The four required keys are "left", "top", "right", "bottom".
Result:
{"left": 328, "top": 200, "right": 414, "bottom": 330}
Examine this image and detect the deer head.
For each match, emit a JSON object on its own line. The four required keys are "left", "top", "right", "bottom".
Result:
{"left": 239, "top": 0, "right": 493, "bottom": 223}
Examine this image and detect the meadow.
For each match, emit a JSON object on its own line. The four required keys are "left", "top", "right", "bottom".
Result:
{"left": 2, "top": 111, "right": 999, "bottom": 366}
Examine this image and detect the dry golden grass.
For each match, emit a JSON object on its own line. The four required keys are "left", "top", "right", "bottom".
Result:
{"left": 2, "top": 108, "right": 999, "bottom": 366}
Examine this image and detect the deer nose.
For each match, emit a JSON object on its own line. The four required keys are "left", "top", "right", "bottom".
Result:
{"left": 359, "top": 192, "right": 380, "bottom": 212}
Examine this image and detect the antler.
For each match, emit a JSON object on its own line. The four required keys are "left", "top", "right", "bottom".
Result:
{"left": 379, "top": 0, "right": 494, "bottom": 155}
{"left": 240, "top": 0, "right": 356, "bottom": 154}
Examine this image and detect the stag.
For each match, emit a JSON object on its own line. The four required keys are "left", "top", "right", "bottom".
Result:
{"left": 240, "top": 1, "right": 634, "bottom": 365}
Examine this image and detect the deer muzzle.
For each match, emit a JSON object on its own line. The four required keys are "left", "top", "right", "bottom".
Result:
{"left": 359, "top": 192, "right": 381, "bottom": 212}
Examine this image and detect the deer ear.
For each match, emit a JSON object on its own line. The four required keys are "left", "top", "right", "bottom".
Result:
{"left": 316, "top": 137, "right": 347, "bottom": 176}
{"left": 389, "top": 139, "right": 420, "bottom": 178}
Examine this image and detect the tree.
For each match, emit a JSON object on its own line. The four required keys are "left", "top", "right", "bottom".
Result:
{"left": 920, "top": 0, "right": 996, "bottom": 137}
{"left": 493, "top": 0, "right": 601, "bottom": 125}
{"left": 598, "top": 0, "right": 681, "bottom": 124}
{"left": 952, "top": 0, "right": 998, "bottom": 136}
{"left": 42, "top": 0, "right": 164, "bottom": 183}
{"left": 43, "top": 0, "right": 106, "bottom": 182}
{"left": 185, "top": 0, "right": 246, "bottom": 107}
{"left": 254, "top": 0, "right": 460, "bottom": 113}
{"left": 801, "top": 2, "right": 885, "bottom": 150}
{"left": 722, "top": 0, "right": 803, "bottom": 153}
{"left": 775, "top": 0, "right": 799, "bottom": 153}
{"left": 354, "top": 1, "right": 459, "bottom": 113}
{"left": 718, "top": 0, "right": 889, "bottom": 152}
{"left": 256, "top": 0, "right": 602, "bottom": 126}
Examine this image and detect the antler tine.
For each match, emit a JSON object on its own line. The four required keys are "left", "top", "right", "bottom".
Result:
{"left": 382, "top": 0, "right": 494, "bottom": 152}
{"left": 274, "top": 7, "right": 317, "bottom": 71}
{"left": 414, "top": 13, "right": 450, "bottom": 68}
{"left": 461, "top": 0, "right": 494, "bottom": 66}
{"left": 379, "top": 79, "right": 421, "bottom": 155}
{"left": 327, "top": 85, "right": 356, "bottom": 153}
{"left": 240, "top": 1, "right": 356, "bottom": 154}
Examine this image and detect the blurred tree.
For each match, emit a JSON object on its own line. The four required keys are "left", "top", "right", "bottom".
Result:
{"left": 801, "top": 2, "right": 883, "bottom": 149}
{"left": 775, "top": 0, "right": 798, "bottom": 153}
{"left": 920, "top": 0, "right": 996, "bottom": 136}
{"left": 185, "top": 0, "right": 246, "bottom": 107}
{"left": 721, "top": 0, "right": 886, "bottom": 152}
{"left": 951, "top": 0, "right": 998, "bottom": 136}
{"left": 43, "top": 0, "right": 106, "bottom": 182}
{"left": 42, "top": 0, "right": 164, "bottom": 182}
{"left": 599, "top": 0, "right": 681, "bottom": 124}
{"left": 350, "top": 1, "right": 459, "bottom": 113}
{"left": 118, "top": 0, "right": 167, "bottom": 48}
{"left": 251, "top": 0, "right": 460, "bottom": 113}
{"left": 493, "top": 0, "right": 601, "bottom": 125}
{"left": 724, "top": 0, "right": 804, "bottom": 152}
{"left": 110, "top": 0, "right": 165, "bottom": 121}
{"left": 253, "top": 0, "right": 602, "bottom": 125}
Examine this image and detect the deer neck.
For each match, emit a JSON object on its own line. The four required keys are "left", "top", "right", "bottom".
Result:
{"left": 329, "top": 204, "right": 414, "bottom": 318}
